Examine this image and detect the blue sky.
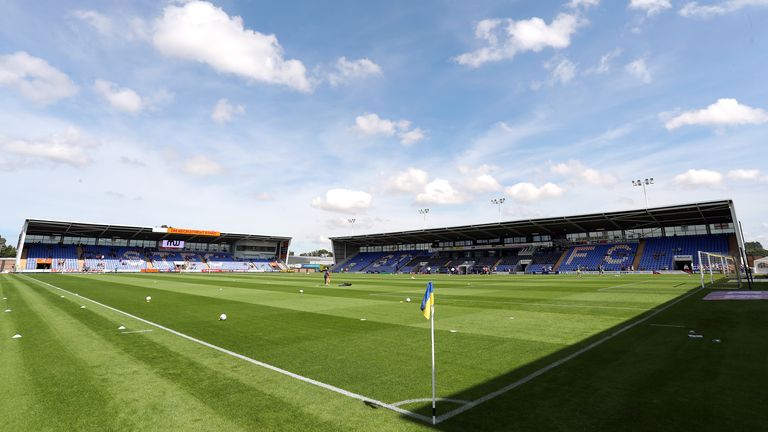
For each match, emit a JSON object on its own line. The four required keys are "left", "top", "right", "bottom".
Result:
{"left": 0, "top": 0, "right": 767, "bottom": 252}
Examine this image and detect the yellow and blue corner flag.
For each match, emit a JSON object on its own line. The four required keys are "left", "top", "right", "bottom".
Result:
{"left": 420, "top": 281, "right": 434, "bottom": 320}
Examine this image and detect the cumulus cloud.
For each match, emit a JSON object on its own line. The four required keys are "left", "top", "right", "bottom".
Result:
{"left": 328, "top": 57, "right": 382, "bottom": 86}
{"left": 680, "top": 0, "right": 768, "bottom": 18}
{"left": 505, "top": 182, "right": 564, "bottom": 202}
{"left": 93, "top": 79, "right": 145, "bottom": 113}
{"left": 455, "top": 13, "right": 584, "bottom": 67}
{"left": 211, "top": 98, "right": 245, "bottom": 124}
{"left": 0, "top": 51, "right": 78, "bottom": 104}
{"left": 665, "top": 98, "right": 768, "bottom": 130}
{"left": 727, "top": 169, "right": 761, "bottom": 181}
{"left": 312, "top": 188, "right": 372, "bottom": 214}
{"left": 0, "top": 127, "right": 98, "bottom": 167}
{"left": 469, "top": 173, "right": 502, "bottom": 192}
{"left": 674, "top": 169, "right": 723, "bottom": 187}
{"left": 625, "top": 58, "right": 652, "bottom": 83}
{"left": 629, "top": 0, "right": 673, "bottom": 15}
{"left": 353, "top": 113, "right": 426, "bottom": 145}
{"left": 551, "top": 159, "right": 617, "bottom": 186}
{"left": 459, "top": 164, "right": 502, "bottom": 192}
{"left": 387, "top": 168, "right": 429, "bottom": 194}
{"left": 152, "top": 1, "right": 311, "bottom": 91}
{"left": 183, "top": 155, "right": 223, "bottom": 176}
{"left": 415, "top": 179, "right": 467, "bottom": 204}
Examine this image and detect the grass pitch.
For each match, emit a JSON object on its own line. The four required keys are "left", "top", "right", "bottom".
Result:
{"left": 1, "top": 272, "right": 766, "bottom": 431}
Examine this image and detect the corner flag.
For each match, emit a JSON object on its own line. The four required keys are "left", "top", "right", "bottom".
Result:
{"left": 420, "top": 281, "right": 438, "bottom": 424}
{"left": 420, "top": 281, "right": 434, "bottom": 320}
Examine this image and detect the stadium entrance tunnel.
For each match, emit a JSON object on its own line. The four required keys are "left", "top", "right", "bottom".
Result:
{"left": 397, "top": 282, "right": 763, "bottom": 431}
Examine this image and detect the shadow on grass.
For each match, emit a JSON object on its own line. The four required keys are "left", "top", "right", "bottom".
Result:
{"left": 397, "top": 280, "right": 765, "bottom": 431}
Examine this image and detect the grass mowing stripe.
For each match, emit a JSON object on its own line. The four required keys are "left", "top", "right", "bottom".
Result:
{"left": 23, "top": 276, "right": 360, "bottom": 432}
{"left": 434, "top": 285, "right": 705, "bottom": 424}
{"left": 6, "top": 277, "right": 122, "bottom": 431}
{"left": 21, "top": 274, "right": 434, "bottom": 424}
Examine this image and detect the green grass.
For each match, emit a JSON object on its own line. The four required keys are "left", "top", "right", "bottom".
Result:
{"left": 1, "top": 272, "right": 766, "bottom": 431}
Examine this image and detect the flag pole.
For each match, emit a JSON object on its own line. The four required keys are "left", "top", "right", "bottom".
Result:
{"left": 430, "top": 301, "right": 436, "bottom": 424}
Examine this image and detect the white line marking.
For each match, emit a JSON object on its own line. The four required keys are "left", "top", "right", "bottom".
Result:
{"left": 120, "top": 329, "right": 153, "bottom": 334}
{"left": 434, "top": 286, "right": 705, "bottom": 424}
{"left": 391, "top": 398, "right": 470, "bottom": 408}
{"left": 370, "top": 293, "right": 651, "bottom": 311}
{"left": 598, "top": 280, "right": 665, "bottom": 292}
{"left": 648, "top": 324, "right": 685, "bottom": 328}
{"left": 20, "top": 275, "right": 431, "bottom": 424}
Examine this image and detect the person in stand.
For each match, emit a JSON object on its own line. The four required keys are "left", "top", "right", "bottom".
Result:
{"left": 324, "top": 269, "right": 331, "bottom": 286}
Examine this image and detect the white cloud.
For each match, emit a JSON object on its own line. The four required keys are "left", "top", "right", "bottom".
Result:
{"left": 70, "top": 10, "right": 149, "bottom": 40}
{"left": 551, "top": 58, "right": 577, "bottom": 84}
{"left": 680, "top": 0, "right": 768, "bottom": 18}
{"left": 568, "top": 0, "right": 601, "bottom": 8}
{"left": 674, "top": 169, "right": 724, "bottom": 186}
{"left": 94, "top": 79, "right": 144, "bottom": 113}
{"left": 255, "top": 192, "right": 273, "bottom": 201}
{"left": 152, "top": 1, "right": 311, "bottom": 92}
{"left": 0, "top": 127, "right": 97, "bottom": 167}
{"left": 727, "top": 169, "right": 761, "bottom": 181}
{"left": 211, "top": 98, "right": 245, "bottom": 124}
{"left": 415, "top": 179, "right": 467, "bottom": 204}
{"left": 312, "top": 188, "right": 372, "bottom": 214}
{"left": 666, "top": 98, "right": 768, "bottom": 130}
{"left": 505, "top": 182, "right": 564, "bottom": 202}
{"left": 455, "top": 13, "right": 584, "bottom": 67}
{"left": 71, "top": 10, "right": 113, "bottom": 35}
{"left": 469, "top": 173, "right": 502, "bottom": 192}
{"left": 387, "top": 168, "right": 429, "bottom": 193}
{"left": 0, "top": 51, "right": 78, "bottom": 104}
{"left": 625, "top": 58, "right": 652, "bottom": 83}
{"left": 183, "top": 155, "right": 223, "bottom": 176}
{"left": 353, "top": 113, "right": 425, "bottom": 145}
{"left": 328, "top": 57, "right": 382, "bottom": 86}
{"left": 588, "top": 49, "right": 622, "bottom": 74}
{"left": 629, "top": 0, "right": 673, "bottom": 15}
{"left": 355, "top": 113, "right": 397, "bottom": 135}
{"left": 399, "top": 128, "right": 426, "bottom": 145}
{"left": 551, "top": 159, "right": 617, "bottom": 186}
{"left": 459, "top": 164, "right": 502, "bottom": 192}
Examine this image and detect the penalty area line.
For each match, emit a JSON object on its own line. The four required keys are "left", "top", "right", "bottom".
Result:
{"left": 20, "top": 275, "right": 432, "bottom": 424}
{"left": 433, "top": 285, "right": 705, "bottom": 424}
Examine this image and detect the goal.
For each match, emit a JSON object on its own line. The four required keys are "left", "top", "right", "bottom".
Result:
{"left": 697, "top": 251, "right": 741, "bottom": 289}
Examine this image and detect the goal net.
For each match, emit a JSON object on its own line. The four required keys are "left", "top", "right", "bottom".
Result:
{"left": 697, "top": 251, "right": 741, "bottom": 289}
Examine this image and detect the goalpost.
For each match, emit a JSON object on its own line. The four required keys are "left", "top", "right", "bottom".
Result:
{"left": 697, "top": 251, "right": 741, "bottom": 289}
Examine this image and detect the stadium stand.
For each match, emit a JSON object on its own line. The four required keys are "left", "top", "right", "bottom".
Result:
{"left": 494, "top": 250, "right": 522, "bottom": 272}
{"left": 25, "top": 243, "right": 78, "bottom": 271}
{"left": 364, "top": 251, "right": 425, "bottom": 273}
{"left": 638, "top": 234, "right": 730, "bottom": 271}
{"left": 333, "top": 251, "right": 386, "bottom": 273}
{"left": 82, "top": 246, "right": 149, "bottom": 271}
{"left": 558, "top": 243, "right": 638, "bottom": 272}
{"left": 17, "top": 220, "right": 291, "bottom": 274}
{"left": 525, "top": 248, "right": 563, "bottom": 274}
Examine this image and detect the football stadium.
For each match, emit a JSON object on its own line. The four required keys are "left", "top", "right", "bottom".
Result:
{"left": 2, "top": 199, "right": 767, "bottom": 431}
{"left": 2, "top": 1, "right": 768, "bottom": 431}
